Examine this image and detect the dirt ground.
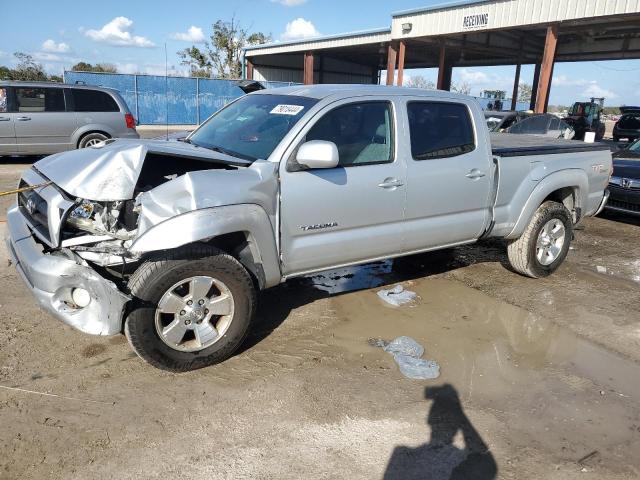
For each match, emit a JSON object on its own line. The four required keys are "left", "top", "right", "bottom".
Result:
{"left": 1, "top": 153, "right": 639, "bottom": 480}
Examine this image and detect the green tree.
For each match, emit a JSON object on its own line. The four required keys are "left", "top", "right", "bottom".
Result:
{"left": 11, "top": 52, "right": 48, "bottom": 81}
{"left": 178, "top": 18, "right": 270, "bottom": 79}
{"left": 405, "top": 75, "right": 435, "bottom": 89}
{"left": 517, "top": 83, "right": 533, "bottom": 103}
{"left": 71, "top": 62, "right": 117, "bottom": 73}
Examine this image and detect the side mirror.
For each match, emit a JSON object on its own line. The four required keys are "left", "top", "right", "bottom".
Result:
{"left": 296, "top": 140, "right": 339, "bottom": 169}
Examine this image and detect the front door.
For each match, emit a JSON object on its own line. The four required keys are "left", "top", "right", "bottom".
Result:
{"left": 402, "top": 99, "right": 492, "bottom": 252}
{"left": 0, "top": 86, "right": 16, "bottom": 155}
{"left": 280, "top": 99, "right": 406, "bottom": 275}
{"left": 14, "top": 86, "right": 76, "bottom": 154}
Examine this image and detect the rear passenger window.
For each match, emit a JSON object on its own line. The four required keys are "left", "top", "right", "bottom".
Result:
{"left": 407, "top": 102, "right": 475, "bottom": 160}
{"left": 15, "top": 88, "right": 65, "bottom": 112}
{"left": 306, "top": 102, "right": 394, "bottom": 166}
{"left": 71, "top": 89, "right": 119, "bottom": 112}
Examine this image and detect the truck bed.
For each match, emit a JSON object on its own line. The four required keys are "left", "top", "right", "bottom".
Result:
{"left": 490, "top": 133, "right": 611, "bottom": 157}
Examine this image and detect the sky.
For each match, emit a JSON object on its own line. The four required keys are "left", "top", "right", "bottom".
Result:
{"left": 1, "top": 0, "right": 639, "bottom": 107}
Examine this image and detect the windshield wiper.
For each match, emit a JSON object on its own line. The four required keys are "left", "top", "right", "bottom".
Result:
{"left": 202, "top": 144, "right": 256, "bottom": 161}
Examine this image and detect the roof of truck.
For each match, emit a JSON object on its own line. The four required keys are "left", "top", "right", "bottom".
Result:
{"left": 254, "top": 84, "right": 469, "bottom": 100}
{"left": 0, "top": 80, "right": 118, "bottom": 92}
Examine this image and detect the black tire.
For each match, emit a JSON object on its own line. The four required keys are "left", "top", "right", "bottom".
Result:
{"left": 507, "top": 201, "right": 572, "bottom": 279}
{"left": 125, "top": 245, "right": 257, "bottom": 372}
{"left": 78, "top": 132, "right": 109, "bottom": 149}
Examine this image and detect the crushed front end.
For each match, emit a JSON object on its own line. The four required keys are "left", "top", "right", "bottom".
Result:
{"left": 5, "top": 167, "right": 132, "bottom": 335}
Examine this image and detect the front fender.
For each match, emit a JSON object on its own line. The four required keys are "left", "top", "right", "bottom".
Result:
{"left": 506, "top": 169, "right": 588, "bottom": 240}
{"left": 129, "top": 204, "right": 282, "bottom": 288}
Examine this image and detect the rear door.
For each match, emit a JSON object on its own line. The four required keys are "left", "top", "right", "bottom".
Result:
{"left": 14, "top": 86, "right": 76, "bottom": 154}
{"left": 0, "top": 86, "right": 17, "bottom": 155}
{"left": 279, "top": 98, "right": 406, "bottom": 275}
{"left": 402, "top": 99, "right": 492, "bottom": 252}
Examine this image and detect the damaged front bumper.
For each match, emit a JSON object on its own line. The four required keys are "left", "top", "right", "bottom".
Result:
{"left": 6, "top": 205, "right": 130, "bottom": 336}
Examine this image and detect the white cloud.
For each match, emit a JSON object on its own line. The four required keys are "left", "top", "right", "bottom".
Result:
{"left": 32, "top": 52, "right": 64, "bottom": 62}
{"left": 458, "top": 68, "right": 489, "bottom": 84}
{"left": 0, "top": 50, "right": 6, "bottom": 58}
{"left": 272, "top": 0, "right": 307, "bottom": 5}
{"left": 552, "top": 75, "right": 588, "bottom": 87}
{"left": 171, "top": 26, "right": 206, "bottom": 43}
{"left": 582, "top": 82, "right": 617, "bottom": 99}
{"left": 85, "top": 17, "right": 155, "bottom": 48}
{"left": 281, "top": 18, "right": 320, "bottom": 41}
{"left": 42, "top": 39, "right": 70, "bottom": 53}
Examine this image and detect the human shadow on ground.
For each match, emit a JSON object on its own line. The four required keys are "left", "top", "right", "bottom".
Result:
{"left": 384, "top": 384, "right": 498, "bottom": 480}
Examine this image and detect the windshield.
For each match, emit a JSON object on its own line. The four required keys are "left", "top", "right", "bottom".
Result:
{"left": 188, "top": 94, "right": 318, "bottom": 161}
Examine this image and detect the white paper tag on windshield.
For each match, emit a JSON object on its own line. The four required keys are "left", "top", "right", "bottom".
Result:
{"left": 270, "top": 104, "right": 305, "bottom": 115}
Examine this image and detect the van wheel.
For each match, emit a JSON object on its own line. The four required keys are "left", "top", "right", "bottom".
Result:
{"left": 507, "top": 201, "right": 572, "bottom": 279}
{"left": 125, "top": 245, "right": 257, "bottom": 372}
{"left": 79, "top": 132, "right": 108, "bottom": 148}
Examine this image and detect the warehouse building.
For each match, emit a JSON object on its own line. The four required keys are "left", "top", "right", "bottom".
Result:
{"left": 244, "top": 0, "right": 640, "bottom": 112}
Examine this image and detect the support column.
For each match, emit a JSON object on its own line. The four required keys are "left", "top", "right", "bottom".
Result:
{"left": 530, "top": 62, "right": 541, "bottom": 111}
{"left": 246, "top": 59, "right": 254, "bottom": 80}
{"left": 535, "top": 25, "right": 558, "bottom": 113}
{"left": 303, "top": 51, "right": 314, "bottom": 85}
{"left": 437, "top": 42, "right": 452, "bottom": 91}
{"left": 396, "top": 41, "right": 406, "bottom": 86}
{"left": 511, "top": 63, "right": 521, "bottom": 111}
{"left": 386, "top": 42, "right": 398, "bottom": 86}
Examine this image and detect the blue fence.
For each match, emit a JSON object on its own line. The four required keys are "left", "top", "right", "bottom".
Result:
{"left": 64, "top": 71, "right": 296, "bottom": 125}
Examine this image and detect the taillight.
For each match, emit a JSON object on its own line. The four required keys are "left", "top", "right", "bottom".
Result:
{"left": 125, "top": 113, "right": 136, "bottom": 129}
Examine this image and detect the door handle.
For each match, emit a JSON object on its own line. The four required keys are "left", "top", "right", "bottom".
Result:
{"left": 0, "top": 117, "right": 10, "bottom": 121}
{"left": 466, "top": 169, "right": 486, "bottom": 179}
{"left": 17, "top": 116, "right": 31, "bottom": 121}
{"left": 378, "top": 177, "right": 404, "bottom": 189}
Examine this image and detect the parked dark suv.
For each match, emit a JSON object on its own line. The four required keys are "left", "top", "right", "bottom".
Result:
{"left": 0, "top": 81, "right": 139, "bottom": 156}
{"left": 606, "top": 138, "right": 640, "bottom": 216}
{"left": 613, "top": 106, "right": 640, "bottom": 142}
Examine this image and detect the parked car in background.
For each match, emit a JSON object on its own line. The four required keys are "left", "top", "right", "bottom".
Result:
{"left": 613, "top": 106, "right": 640, "bottom": 142}
{"left": 0, "top": 81, "right": 138, "bottom": 156}
{"left": 606, "top": 138, "right": 640, "bottom": 216}
{"left": 484, "top": 110, "right": 530, "bottom": 132}
{"left": 507, "top": 113, "right": 575, "bottom": 139}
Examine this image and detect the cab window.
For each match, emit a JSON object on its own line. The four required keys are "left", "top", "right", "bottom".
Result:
{"left": 408, "top": 102, "right": 475, "bottom": 160}
{"left": 15, "top": 87, "right": 65, "bottom": 112}
{"left": 305, "top": 101, "right": 394, "bottom": 166}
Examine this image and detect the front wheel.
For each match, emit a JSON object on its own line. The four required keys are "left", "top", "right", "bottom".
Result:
{"left": 507, "top": 201, "right": 572, "bottom": 278}
{"left": 125, "top": 245, "right": 257, "bottom": 371}
{"left": 78, "top": 132, "right": 109, "bottom": 149}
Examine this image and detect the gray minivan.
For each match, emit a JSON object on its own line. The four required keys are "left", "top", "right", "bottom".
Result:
{"left": 0, "top": 81, "right": 139, "bottom": 156}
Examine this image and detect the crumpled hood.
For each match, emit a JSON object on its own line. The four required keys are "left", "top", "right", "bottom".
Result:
{"left": 34, "top": 139, "right": 250, "bottom": 201}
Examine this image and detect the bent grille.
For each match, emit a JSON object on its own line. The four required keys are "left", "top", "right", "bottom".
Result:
{"left": 18, "top": 181, "right": 52, "bottom": 244}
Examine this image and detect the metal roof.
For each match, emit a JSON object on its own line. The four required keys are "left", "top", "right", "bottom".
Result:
{"left": 393, "top": 0, "right": 493, "bottom": 17}
{"left": 253, "top": 83, "right": 470, "bottom": 100}
{"left": 244, "top": 27, "right": 391, "bottom": 56}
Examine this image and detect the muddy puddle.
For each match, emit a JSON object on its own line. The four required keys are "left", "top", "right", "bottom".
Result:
{"left": 300, "top": 263, "right": 640, "bottom": 470}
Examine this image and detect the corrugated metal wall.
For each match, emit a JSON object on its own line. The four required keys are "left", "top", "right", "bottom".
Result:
{"left": 64, "top": 71, "right": 297, "bottom": 125}
{"left": 392, "top": 0, "right": 640, "bottom": 37}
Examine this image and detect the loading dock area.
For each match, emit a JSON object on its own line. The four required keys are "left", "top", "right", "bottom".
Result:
{"left": 244, "top": 0, "right": 640, "bottom": 112}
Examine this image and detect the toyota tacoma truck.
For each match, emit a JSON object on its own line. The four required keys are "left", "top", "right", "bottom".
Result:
{"left": 5, "top": 85, "right": 612, "bottom": 371}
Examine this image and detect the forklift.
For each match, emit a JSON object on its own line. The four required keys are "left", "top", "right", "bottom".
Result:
{"left": 564, "top": 97, "right": 606, "bottom": 141}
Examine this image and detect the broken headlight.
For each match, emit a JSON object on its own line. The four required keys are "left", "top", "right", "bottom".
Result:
{"left": 67, "top": 200, "right": 96, "bottom": 231}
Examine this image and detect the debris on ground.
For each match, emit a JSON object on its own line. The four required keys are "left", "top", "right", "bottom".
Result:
{"left": 369, "top": 336, "right": 440, "bottom": 380}
{"left": 377, "top": 285, "right": 417, "bottom": 306}
{"left": 596, "top": 266, "right": 607, "bottom": 274}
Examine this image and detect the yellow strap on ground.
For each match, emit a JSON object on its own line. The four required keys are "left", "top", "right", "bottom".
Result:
{"left": 0, "top": 181, "right": 53, "bottom": 197}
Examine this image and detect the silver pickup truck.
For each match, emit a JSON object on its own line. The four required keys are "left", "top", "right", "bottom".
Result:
{"left": 6, "top": 85, "right": 612, "bottom": 371}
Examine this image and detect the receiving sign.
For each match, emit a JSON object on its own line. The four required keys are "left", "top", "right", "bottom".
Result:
{"left": 462, "top": 12, "right": 490, "bottom": 30}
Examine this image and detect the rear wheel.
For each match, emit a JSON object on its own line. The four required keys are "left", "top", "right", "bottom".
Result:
{"left": 78, "top": 132, "right": 108, "bottom": 149}
{"left": 507, "top": 201, "right": 572, "bottom": 278}
{"left": 125, "top": 245, "right": 257, "bottom": 372}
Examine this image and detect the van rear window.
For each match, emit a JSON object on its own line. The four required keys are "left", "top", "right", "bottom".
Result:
{"left": 71, "top": 89, "right": 119, "bottom": 112}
